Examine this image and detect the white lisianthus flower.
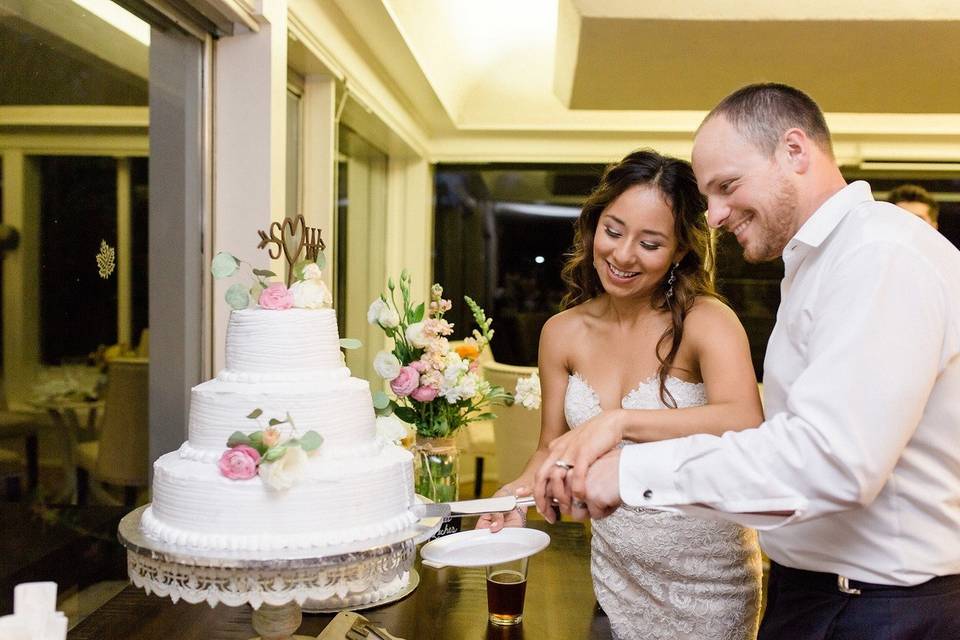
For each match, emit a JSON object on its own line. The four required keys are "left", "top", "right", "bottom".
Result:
{"left": 290, "top": 278, "right": 332, "bottom": 309}
{"left": 301, "top": 262, "right": 323, "bottom": 280}
{"left": 258, "top": 447, "right": 308, "bottom": 491}
{"left": 375, "top": 415, "right": 409, "bottom": 444}
{"left": 455, "top": 371, "right": 479, "bottom": 401}
{"left": 514, "top": 372, "right": 541, "bottom": 410}
{"left": 378, "top": 306, "right": 400, "bottom": 329}
{"left": 405, "top": 322, "right": 429, "bottom": 348}
{"left": 367, "top": 299, "right": 388, "bottom": 325}
{"left": 373, "top": 351, "right": 402, "bottom": 380}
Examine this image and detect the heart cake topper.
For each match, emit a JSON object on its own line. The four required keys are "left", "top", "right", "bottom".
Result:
{"left": 257, "top": 215, "right": 326, "bottom": 286}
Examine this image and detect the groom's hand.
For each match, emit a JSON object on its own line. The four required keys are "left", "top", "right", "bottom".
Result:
{"left": 583, "top": 449, "right": 622, "bottom": 520}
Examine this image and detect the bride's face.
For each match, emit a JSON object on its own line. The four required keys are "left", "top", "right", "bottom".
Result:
{"left": 592, "top": 184, "right": 681, "bottom": 300}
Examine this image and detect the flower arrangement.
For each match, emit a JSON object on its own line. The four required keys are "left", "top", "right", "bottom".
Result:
{"left": 219, "top": 409, "right": 323, "bottom": 491}
{"left": 513, "top": 371, "right": 542, "bottom": 410}
{"left": 368, "top": 272, "right": 512, "bottom": 439}
{"left": 212, "top": 251, "right": 333, "bottom": 311}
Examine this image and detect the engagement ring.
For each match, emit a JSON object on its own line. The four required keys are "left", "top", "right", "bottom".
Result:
{"left": 554, "top": 460, "right": 574, "bottom": 471}
{"left": 573, "top": 499, "right": 587, "bottom": 509}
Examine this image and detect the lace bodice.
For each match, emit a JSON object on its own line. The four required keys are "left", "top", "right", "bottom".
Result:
{"left": 564, "top": 372, "right": 708, "bottom": 429}
{"left": 564, "top": 373, "right": 761, "bottom": 640}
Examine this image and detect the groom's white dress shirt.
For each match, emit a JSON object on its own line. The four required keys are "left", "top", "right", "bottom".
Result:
{"left": 618, "top": 181, "right": 960, "bottom": 586}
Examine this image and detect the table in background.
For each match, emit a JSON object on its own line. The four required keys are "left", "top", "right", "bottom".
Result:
{"left": 68, "top": 520, "right": 611, "bottom": 639}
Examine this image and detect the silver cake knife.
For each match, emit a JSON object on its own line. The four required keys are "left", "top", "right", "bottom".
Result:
{"left": 411, "top": 495, "right": 538, "bottom": 521}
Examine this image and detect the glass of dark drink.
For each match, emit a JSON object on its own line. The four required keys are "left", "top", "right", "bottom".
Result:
{"left": 485, "top": 557, "right": 529, "bottom": 626}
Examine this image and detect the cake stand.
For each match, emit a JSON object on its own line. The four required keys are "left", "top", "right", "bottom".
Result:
{"left": 118, "top": 504, "right": 442, "bottom": 640}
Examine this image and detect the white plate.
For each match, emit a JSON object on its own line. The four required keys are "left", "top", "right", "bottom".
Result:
{"left": 419, "top": 527, "right": 550, "bottom": 568}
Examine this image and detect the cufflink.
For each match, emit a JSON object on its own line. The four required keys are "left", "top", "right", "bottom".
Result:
{"left": 643, "top": 489, "right": 653, "bottom": 499}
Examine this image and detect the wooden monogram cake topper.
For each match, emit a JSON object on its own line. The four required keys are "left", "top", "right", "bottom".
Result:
{"left": 256, "top": 215, "right": 326, "bottom": 286}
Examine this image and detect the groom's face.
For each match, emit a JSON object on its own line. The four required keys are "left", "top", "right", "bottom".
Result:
{"left": 692, "top": 116, "right": 799, "bottom": 263}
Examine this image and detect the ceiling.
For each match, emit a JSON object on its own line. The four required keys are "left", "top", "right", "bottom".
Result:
{"left": 349, "top": 0, "right": 960, "bottom": 136}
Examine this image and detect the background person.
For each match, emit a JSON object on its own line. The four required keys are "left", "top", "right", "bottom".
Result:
{"left": 887, "top": 183, "right": 939, "bottom": 228}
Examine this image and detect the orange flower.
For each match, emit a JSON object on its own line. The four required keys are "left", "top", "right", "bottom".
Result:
{"left": 455, "top": 343, "right": 480, "bottom": 361}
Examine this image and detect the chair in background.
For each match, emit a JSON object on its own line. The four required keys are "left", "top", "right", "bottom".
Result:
{"left": 75, "top": 357, "right": 149, "bottom": 506}
{"left": 481, "top": 361, "right": 541, "bottom": 486}
{"left": 450, "top": 341, "right": 497, "bottom": 497}
{"left": 0, "top": 380, "right": 44, "bottom": 500}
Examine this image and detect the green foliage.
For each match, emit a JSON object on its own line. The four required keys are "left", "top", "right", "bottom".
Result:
{"left": 262, "top": 446, "right": 287, "bottom": 462}
{"left": 315, "top": 250, "right": 326, "bottom": 270}
{"left": 212, "top": 252, "right": 239, "bottom": 278}
{"left": 227, "top": 431, "right": 250, "bottom": 448}
{"left": 298, "top": 431, "right": 323, "bottom": 452}
{"left": 247, "top": 408, "right": 263, "bottom": 419}
{"left": 253, "top": 268, "right": 276, "bottom": 278}
{"left": 372, "top": 391, "right": 391, "bottom": 410}
{"left": 226, "top": 283, "right": 249, "bottom": 310}
{"left": 339, "top": 338, "right": 362, "bottom": 350}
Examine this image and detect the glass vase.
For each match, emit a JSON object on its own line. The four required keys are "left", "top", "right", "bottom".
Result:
{"left": 413, "top": 435, "right": 459, "bottom": 504}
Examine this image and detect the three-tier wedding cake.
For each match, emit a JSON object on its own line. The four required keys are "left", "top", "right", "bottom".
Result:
{"left": 141, "top": 306, "right": 417, "bottom": 552}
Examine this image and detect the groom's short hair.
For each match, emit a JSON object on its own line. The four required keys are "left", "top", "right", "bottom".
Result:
{"left": 704, "top": 83, "right": 834, "bottom": 158}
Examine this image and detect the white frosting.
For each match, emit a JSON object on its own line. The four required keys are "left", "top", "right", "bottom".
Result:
{"left": 187, "top": 376, "right": 377, "bottom": 454}
{"left": 144, "top": 446, "right": 416, "bottom": 551}
{"left": 225, "top": 308, "right": 343, "bottom": 372}
{"left": 145, "top": 307, "right": 417, "bottom": 552}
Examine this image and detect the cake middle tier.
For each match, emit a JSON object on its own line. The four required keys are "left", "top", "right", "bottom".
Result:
{"left": 186, "top": 376, "right": 378, "bottom": 459}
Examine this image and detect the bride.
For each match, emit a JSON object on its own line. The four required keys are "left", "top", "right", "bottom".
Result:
{"left": 478, "top": 150, "right": 764, "bottom": 640}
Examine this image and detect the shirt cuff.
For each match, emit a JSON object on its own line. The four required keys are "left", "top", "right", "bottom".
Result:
{"left": 619, "top": 441, "right": 686, "bottom": 507}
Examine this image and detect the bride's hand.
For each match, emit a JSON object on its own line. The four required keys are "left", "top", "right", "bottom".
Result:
{"left": 475, "top": 485, "right": 529, "bottom": 532}
{"left": 534, "top": 410, "right": 623, "bottom": 515}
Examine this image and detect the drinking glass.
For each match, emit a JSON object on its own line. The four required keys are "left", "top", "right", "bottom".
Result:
{"left": 485, "top": 557, "right": 528, "bottom": 626}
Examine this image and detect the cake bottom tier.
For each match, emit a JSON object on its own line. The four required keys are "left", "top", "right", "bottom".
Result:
{"left": 143, "top": 444, "right": 416, "bottom": 551}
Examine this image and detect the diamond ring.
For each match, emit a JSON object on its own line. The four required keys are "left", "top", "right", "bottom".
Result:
{"left": 554, "top": 460, "right": 574, "bottom": 471}
{"left": 573, "top": 499, "right": 587, "bottom": 509}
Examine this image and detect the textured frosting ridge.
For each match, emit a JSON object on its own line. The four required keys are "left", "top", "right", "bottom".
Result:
{"left": 225, "top": 308, "right": 343, "bottom": 372}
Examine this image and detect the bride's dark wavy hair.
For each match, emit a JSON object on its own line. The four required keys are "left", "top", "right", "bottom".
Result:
{"left": 560, "top": 149, "right": 717, "bottom": 408}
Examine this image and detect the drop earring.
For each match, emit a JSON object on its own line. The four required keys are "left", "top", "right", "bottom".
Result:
{"left": 666, "top": 262, "right": 678, "bottom": 300}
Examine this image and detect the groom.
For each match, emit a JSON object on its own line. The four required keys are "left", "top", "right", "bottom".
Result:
{"left": 535, "top": 83, "right": 960, "bottom": 639}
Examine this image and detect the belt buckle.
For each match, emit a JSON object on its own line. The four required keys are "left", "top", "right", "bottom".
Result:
{"left": 837, "top": 575, "right": 861, "bottom": 595}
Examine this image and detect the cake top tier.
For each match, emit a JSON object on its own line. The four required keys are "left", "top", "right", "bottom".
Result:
{"left": 224, "top": 308, "right": 345, "bottom": 374}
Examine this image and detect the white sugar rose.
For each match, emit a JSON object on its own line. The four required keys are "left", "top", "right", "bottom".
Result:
{"left": 373, "top": 350, "right": 402, "bottom": 380}
{"left": 405, "top": 322, "right": 429, "bottom": 348}
{"left": 367, "top": 299, "right": 388, "bottom": 325}
{"left": 375, "top": 414, "right": 409, "bottom": 444}
{"left": 301, "top": 262, "right": 322, "bottom": 280}
{"left": 290, "top": 278, "right": 332, "bottom": 309}
{"left": 258, "top": 446, "right": 308, "bottom": 491}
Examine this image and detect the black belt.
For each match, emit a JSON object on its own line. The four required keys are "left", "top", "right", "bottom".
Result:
{"left": 770, "top": 561, "right": 960, "bottom": 597}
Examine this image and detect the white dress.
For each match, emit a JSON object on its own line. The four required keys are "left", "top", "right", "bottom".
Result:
{"left": 565, "top": 373, "right": 762, "bottom": 640}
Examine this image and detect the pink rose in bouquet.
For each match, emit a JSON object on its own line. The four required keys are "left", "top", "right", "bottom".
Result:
{"left": 390, "top": 366, "right": 420, "bottom": 397}
{"left": 258, "top": 282, "right": 294, "bottom": 310}
{"left": 411, "top": 384, "right": 439, "bottom": 402}
{"left": 218, "top": 444, "right": 261, "bottom": 479}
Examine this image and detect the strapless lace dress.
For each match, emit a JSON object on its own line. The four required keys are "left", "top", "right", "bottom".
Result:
{"left": 565, "top": 373, "right": 762, "bottom": 640}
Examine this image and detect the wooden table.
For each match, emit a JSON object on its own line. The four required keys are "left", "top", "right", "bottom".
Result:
{"left": 68, "top": 521, "right": 612, "bottom": 639}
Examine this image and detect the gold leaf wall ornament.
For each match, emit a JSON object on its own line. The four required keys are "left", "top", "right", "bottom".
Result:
{"left": 256, "top": 215, "right": 326, "bottom": 286}
{"left": 96, "top": 240, "right": 116, "bottom": 279}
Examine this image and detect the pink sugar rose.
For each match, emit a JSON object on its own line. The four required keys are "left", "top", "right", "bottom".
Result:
{"left": 390, "top": 366, "right": 420, "bottom": 397}
{"left": 218, "top": 445, "right": 261, "bottom": 480}
{"left": 258, "top": 283, "right": 294, "bottom": 310}
{"left": 411, "top": 384, "right": 439, "bottom": 402}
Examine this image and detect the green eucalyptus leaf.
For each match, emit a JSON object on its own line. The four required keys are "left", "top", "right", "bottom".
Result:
{"left": 211, "top": 252, "right": 239, "bottom": 278}
{"left": 226, "top": 431, "right": 250, "bottom": 447}
{"left": 339, "top": 338, "right": 362, "bottom": 350}
{"left": 299, "top": 431, "right": 324, "bottom": 452}
{"left": 292, "top": 259, "right": 308, "bottom": 281}
{"left": 247, "top": 408, "right": 263, "bottom": 419}
{"left": 253, "top": 268, "right": 277, "bottom": 278}
{"left": 263, "top": 446, "right": 287, "bottom": 462}
{"left": 372, "top": 391, "right": 391, "bottom": 410}
{"left": 315, "top": 251, "right": 326, "bottom": 270}
{"left": 248, "top": 431, "right": 264, "bottom": 446}
{"left": 374, "top": 404, "right": 395, "bottom": 417}
{"left": 394, "top": 406, "right": 418, "bottom": 424}
{"left": 268, "top": 418, "right": 283, "bottom": 427}
{"left": 226, "top": 283, "right": 250, "bottom": 310}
